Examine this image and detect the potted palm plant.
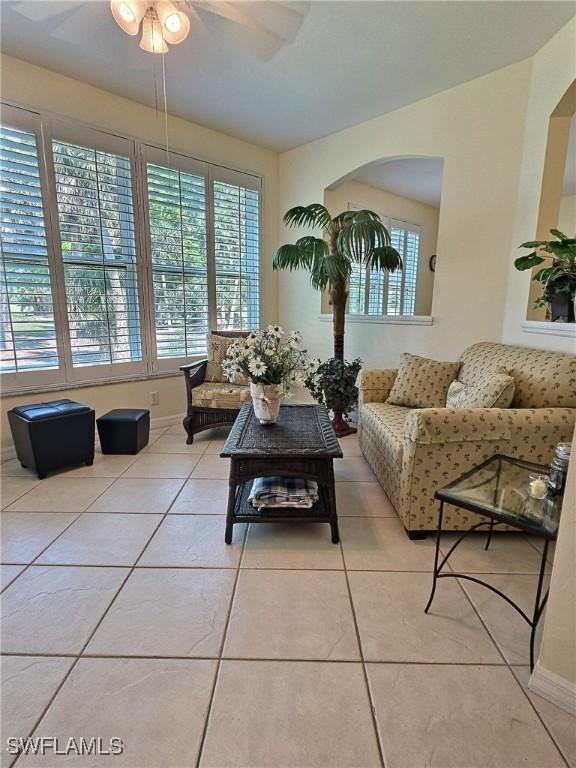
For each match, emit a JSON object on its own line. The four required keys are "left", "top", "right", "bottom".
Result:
{"left": 273, "top": 204, "right": 402, "bottom": 435}
{"left": 515, "top": 229, "right": 576, "bottom": 322}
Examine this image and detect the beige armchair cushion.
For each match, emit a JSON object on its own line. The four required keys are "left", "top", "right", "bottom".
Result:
{"left": 191, "top": 382, "right": 251, "bottom": 409}
{"left": 446, "top": 371, "right": 515, "bottom": 409}
{"left": 387, "top": 353, "right": 461, "bottom": 408}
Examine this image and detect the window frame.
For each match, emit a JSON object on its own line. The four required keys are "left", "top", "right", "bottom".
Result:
{"left": 0, "top": 105, "right": 67, "bottom": 391}
{"left": 0, "top": 104, "right": 263, "bottom": 394}
{"left": 44, "top": 117, "right": 150, "bottom": 383}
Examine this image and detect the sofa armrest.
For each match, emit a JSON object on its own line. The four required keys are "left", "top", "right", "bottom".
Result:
{"left": 356, "top": 368, "right": 397, "bottom": 405}
{"left": 404, "top": 408, "right": 512, "bottom": 445}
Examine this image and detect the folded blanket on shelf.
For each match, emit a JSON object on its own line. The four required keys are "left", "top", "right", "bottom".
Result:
{"left": 249, "top": 476, "right": 319, "bottom": 510}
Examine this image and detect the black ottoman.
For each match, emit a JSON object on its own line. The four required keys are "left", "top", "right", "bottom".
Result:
{"left": 8, "top": 399, "right": 95, "bottom": 479}
{"left": 97, "top": 409, "right": 150, "bottom": 455}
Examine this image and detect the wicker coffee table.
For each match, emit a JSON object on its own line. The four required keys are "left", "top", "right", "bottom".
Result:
{"left": 220, "top": 404, "right": 343, "bottom": 544}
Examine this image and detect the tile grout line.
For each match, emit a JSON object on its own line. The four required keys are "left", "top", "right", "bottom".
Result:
{"left": 9, "top": 463, "right": 191, "bottom": 768}
{"left": 0, "top": 463, "right": 148, "bottom": 593}
{"left": 339, "top": 538, "right": 387, "bottom": 768}
{"left": 194, "top": 521, "right": 248, "bottom": 768}
{"left": 452, "top": 561, "right": 570, "bottom": 767}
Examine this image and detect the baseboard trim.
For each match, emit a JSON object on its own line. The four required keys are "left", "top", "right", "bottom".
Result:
{"left": 0, "top": 413, "right": 187, "bottom": 464}
{"left": 529, "top": 663, "right": 576, "bottom": 716}
{"left": 150, "top": 413, "right": 186, "bottom": 430}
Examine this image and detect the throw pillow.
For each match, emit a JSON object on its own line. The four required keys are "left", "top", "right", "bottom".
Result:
{"left": 446, "top": 371, "right": 515, "bottom": 409}
{"left": 387, "top": 353, "right": 461, "bottom": 409}
{"left": 205, "top": 334, "right": 248, "bottom": 384}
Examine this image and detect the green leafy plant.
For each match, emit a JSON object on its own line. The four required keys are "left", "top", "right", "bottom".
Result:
{"left": 515, "top": 229, "right": 576, "bottom": 316}
{"left": 305, "top": 358, "right": 362, "bottom": 435}
{"left": 273, "top": 204, "right": 401, "bottom": 434}
{"left": 273, "top": 204, "right": 401, "bottom": 361}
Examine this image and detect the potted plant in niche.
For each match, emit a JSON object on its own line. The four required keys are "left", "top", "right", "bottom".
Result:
{"left": 273, "top": 204, "right": 402, "bottom": 435}
{"left": 515, "top": 229, "right": 576, "bottom": 322}
{"left": 221, "top": 326, "right": 317, "bottom": 425}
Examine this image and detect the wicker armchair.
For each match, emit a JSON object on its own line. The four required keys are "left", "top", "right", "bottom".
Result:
{"left": 181, "top": 331, "right": 250, "bottom": 443}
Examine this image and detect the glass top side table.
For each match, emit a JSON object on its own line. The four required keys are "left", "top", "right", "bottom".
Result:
{"left": 425, "top": 455, "right": 562, "bottom": 671}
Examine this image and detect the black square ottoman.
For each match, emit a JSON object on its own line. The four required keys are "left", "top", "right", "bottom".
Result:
{"left": 8, "top": 399, "right": 95, "bottom": 479}
{"left": 97, "top": 409, "right": 150, "bottom": 455}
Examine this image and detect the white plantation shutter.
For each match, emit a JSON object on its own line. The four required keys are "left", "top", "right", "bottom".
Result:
{"left": 0, "top": 108, "right": 263, "bottom": 391}
{"left": 0, "top": 109, "right": 62, "bottom": 386}
{"left": 145, "top": 158, "right": 209, "bottom": 363}
{"left": 50, "top": 127, "right": 145, "bottom": 378}
{"left": 346, "top": 205, "right": 420, "bottom": 317}
{"left": 402, "top": 228, "right": 419, "bottom": 315}
{"left": 213, "top": 171, "right": 260, "bottom": 331}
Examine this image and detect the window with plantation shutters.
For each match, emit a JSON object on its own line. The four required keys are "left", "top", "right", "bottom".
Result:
{"left": 52, "top": 136, "right": 143, "bottom": 371}
{"left": 0, "top": 119, "right": 60, "bottom": 380}
{"left": 146, "top": 161, "right": 209, "bottom": 361}
{"left": 213, "top": 178, "right": 260, "bottom": 331}
{"left": 0, "top": 105, "right": 263, "bottom": 392}
{"left": 346, "top": 208, "right": 420, "bottom": 317}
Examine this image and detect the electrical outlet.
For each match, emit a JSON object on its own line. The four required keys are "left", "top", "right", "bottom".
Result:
{"left": 150, "top": 391, "right": 159, "bottom": 406}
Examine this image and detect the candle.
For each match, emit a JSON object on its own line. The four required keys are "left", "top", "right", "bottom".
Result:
{"left": 529, "top": 477, "right": 547, "bottom": 499}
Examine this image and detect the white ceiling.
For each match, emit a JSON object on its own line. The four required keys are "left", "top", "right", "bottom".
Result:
{"left": 346, "top": 157, "right": 444, "bottom": 207}
{"left": 1, "top": 1, "right": 575, "bottom": 151}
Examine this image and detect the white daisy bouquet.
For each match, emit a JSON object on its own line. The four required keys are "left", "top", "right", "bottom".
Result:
{"left": 222, "top": 326, "right": 319, "bottom": 395}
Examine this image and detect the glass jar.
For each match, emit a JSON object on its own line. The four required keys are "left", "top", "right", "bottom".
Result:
{"left": 546, "top": 442, "right": 571, "bottom": 496}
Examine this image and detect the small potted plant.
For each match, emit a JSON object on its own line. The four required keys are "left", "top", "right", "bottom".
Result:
{"left": 515, "top": 229, "right": 576, "bottom": 322}
{"left": 222, "top": 326, "right": 317, "bottom": 425}
{"left": 305, "top": 357, "right": 362, "bottom": 437}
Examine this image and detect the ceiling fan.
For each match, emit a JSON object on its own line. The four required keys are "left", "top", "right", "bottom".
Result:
{"left": 9, "top": 0, "right": 309, "bottom": 60}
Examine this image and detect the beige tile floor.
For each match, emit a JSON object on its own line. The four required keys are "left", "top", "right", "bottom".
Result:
{"left": 0, "top": 426, "right": 573, "bottom": 768}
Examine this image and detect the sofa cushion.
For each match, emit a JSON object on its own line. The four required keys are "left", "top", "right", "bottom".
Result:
{"left": 191, "top": 383, "right": 251, "bottom": 409}
{"left": 446, "top": 370, "right": 515, "bottom": 409}
{"left": 205, "top": 334, "right": 248, "bottom": 384}
{"left": 360, "top": 402, "right": 412, "bottom": 469}
{"left": 458, "top": 342, "right": 576, "bottom": 409}
{"left": 387, "top": 353, "right": 461, "bottom": 409}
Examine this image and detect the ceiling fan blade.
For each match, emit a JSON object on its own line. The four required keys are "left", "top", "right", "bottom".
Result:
{"left": 191, "top": 1, "right": 265, "bottom": 34}
{"left": 229, "top": 1, "right": 309, "bottom": 43}
{"left": 50, "top": 3, "right": 109, "bottom": 43}
{"left": 194, "top": 4, "right": 282, "bottom": 61}
{"left": 10, "top": 0, "right": 80, "bottom": 22}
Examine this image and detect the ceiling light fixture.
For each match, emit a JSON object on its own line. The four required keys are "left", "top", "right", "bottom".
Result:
{"left": 110, "top": 0, "right": 190, "bottom": 52}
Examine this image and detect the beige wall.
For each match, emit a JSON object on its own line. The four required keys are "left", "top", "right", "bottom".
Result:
{"left": 559, "top": 194, "right": 576, "bottom": 233}
{"left": 502, "top": 19, "right": 576, "bottom": 350}
{"left": 0, "top": 54, "right": 280, "bottom": 451}
{"left": 277, "top": 59, "right": 532, "bottom": 368}
{"left": 323, "top": 180, "right": 438, "bottom": 316}
{"left": 0, "top": 376, "right": 185, "bottom": 453}
{"left": 536, "top": 437, "right": 576, "bottom": 687}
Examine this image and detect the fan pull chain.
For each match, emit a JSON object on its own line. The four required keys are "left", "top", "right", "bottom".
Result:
{"left": 162, "top": 52, "right": 170, "bottom": 167}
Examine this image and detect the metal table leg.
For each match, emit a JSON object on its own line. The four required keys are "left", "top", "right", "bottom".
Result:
{"left": 425, "top": 502, "right": 443, "bottom": 613}
{"left": 530, "top": 538, "right": 550, "bottom": 672}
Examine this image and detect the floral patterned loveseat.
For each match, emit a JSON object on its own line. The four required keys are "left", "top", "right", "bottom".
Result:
{"left": 356, "top": 342, "right": 576, "bottom": 537}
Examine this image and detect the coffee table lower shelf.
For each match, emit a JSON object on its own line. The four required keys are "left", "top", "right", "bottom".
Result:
{"left": 225, "top": 481, "right": 339, "bottom": 543}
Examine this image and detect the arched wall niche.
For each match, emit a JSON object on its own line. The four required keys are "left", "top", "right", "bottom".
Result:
{"left": 527, "top": 80, "right": 575, "bottom": 320}
{"left": 321, "top": 155, "right": 444, "bottom": 318}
